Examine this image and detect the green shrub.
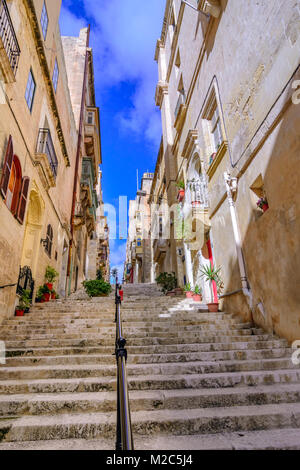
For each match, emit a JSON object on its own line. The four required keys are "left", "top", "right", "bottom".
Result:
{"left": 82, "top": 279, "right": 112, "bottom": 297}
{"left": 45, "top": 266, "right": 59, "bottom": 283}
{"left": 156, "top": 272, "right": 177, "bottom": 294}
{"left": 17, "top": 289, "right": 31, "bottom": 311}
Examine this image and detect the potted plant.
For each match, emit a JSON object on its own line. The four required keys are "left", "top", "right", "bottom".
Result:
{"left": 41, "top": 284, "right": 51, "bottom": 302}
{"left": 15, "top": 289, "right": 31, "bottom": 316}
{"left": 45, "top": 266, "right": 59, "bottom": 291}
{"left": 155, "top": 272, "right": 177, "bottom": 295}
{"left": 192, "top": 285, "right": 202, "bottom": 302}
{"left": 51, "top": 289, "right": 57, "bottom": 300}
{"left": 257, "top": 197, "right": 269, "bottom": 213}
{"left": 200, "top": 264, "right": 222, "bottom": 312}
{"left": 176, "top": 181, "right": 185, "bottom": 202}
{"left": 184, "top": 283, "right": 193, "bottom": 298}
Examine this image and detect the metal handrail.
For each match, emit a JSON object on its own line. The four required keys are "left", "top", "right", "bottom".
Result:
{"left": 0, "top": 283, "right": 16, "bottom": 289}
{"left": 114, "top": 278, "right": 134, "bottom": 450}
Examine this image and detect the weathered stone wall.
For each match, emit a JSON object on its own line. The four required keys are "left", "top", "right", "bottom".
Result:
{"left": 155, "top": 0, "right": 300, "bottom": 342}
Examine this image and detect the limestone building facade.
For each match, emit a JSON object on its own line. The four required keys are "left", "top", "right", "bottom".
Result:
{"left": 125, "top": 172, "right": 154, "bottom": 284}
{"left": 0, "top": 0, "right": 105, "bottom": 322}
{"left": 151, "top": 0, "right": 300, "bottom": 342}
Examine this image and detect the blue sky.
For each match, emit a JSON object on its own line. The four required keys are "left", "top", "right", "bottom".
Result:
{"left": 59, "top": 0, "right": 165, "bottom": 278}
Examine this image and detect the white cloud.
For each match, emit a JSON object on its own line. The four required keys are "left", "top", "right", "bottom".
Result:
{"left": 59, "top": 5, "right": 87, "bottom": 36}
{"left": 110, "top": 242, "right": 127, "bottom": 267}
{"left": 60, "top": 0, "right": 165, "bottom": 147}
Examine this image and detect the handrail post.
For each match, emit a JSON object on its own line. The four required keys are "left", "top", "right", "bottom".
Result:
{"left": 114, "top": 276, "right": 134, "bottom": 450}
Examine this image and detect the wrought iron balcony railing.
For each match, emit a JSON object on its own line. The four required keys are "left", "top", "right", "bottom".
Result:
{"left": 0, "top": 0, "right": 21, "bottom": 77}
{"left": 36, "top": 128, "right": 58, "bottom": 178}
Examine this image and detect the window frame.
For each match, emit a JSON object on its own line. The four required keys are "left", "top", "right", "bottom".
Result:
{"left": 45, "top": 224, "right": 53, "bottom": 257}
{"left": 25, "top": 69, "right": 36, "bottom": 113}
{"left": 52, "top": 58, "right": 59, "bottom": 93}
{"left": 40, "top": 1, "right": 49, "bottom": 40}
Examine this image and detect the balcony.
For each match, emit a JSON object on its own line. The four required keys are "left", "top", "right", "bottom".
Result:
{"left": 35, "top": 128, "right": 58, "bottom": 188}
{"left": 197, "top": 0, "right": 221, "bottom": 18}
{"left": 84, "top": 106, "right": 101, "bottom": 167}
{"left": 153, "top": 238, "right": 167, "bottom": 262}
{"left": 174, "top": 93, "right": 187, "bottom": 133}
{"left": 81, "top": 157, "right": 94, "bottom": 206}
{"left": 0, "top": 0, "right": 20, "bottom": 83}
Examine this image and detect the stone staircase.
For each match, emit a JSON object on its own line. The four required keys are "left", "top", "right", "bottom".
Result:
{"left": 0, "top": 283, "right": 300, "bottom": 450}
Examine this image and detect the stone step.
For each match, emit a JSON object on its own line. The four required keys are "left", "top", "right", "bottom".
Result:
{"left": 0, "top": 357, "right": 297, "bottom": 381}
{"left": 2, "top": 402, "right": 300, "bottom": 442}
{"left": 4, "top": 339, "right": 288, "bottom": 358}
{"left": 0, "top": 326, "right": 260, "bottom": 340}
{"left": 0, "top": 319, "right": 248, "bottom": 332}
{"left": 2, "top": 333, "right": 277, "bottom": 349}
{"left": 1, "top": 428, "right": 300, "bottom": 450}
{"left": 1, "top": 384, "right": 300, "bottom": 418}
{"left": 3, "top": 348, "right": 292, "bottom": 367}
{"left": 1, "top": 368, "right": 300, "bottom": 395}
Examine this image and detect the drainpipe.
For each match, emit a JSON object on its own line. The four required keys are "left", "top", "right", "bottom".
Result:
{"left": 223, "top": 172, "right": 253, "bottom": 317}
{"left": 66, "top": 26, "right": 91, "bottom": 295}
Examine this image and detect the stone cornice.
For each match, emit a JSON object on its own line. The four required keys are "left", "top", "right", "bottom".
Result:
{"left": 23, "top": 0, "right": 70, "bottom": 167}
{"left": 155, "top": 81, "right": 168, "bottom": 108}
{"left": 198, "top": 0, "right": 221, "bottom": 18}
{"left": 182, "top": 129, "right": 199, "bottom": 159}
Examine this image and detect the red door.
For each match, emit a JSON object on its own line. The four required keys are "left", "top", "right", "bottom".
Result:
{"left": 206, "top": 238, "right": 218, "bottom": 303}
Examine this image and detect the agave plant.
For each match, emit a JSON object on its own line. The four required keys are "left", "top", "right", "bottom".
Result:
{"left": 200, "top": 264, "right": 222, "bottom": 303}
{"left": 184, "top": 282, "right": 192, "bottom": 292}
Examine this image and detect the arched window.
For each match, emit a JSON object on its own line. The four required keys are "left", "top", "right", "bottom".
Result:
{"left": 45, "top": 224, "right": 53, "bottom": 257}
{"left": 0, "top": 136, "right": 29, "bottom": 223}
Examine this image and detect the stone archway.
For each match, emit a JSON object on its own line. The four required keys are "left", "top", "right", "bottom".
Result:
{"left": 21, "top": 186, "right": 44, "bottom": 278}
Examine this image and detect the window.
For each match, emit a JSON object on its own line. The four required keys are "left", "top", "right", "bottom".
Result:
{"left": 0, "top": 136, "right": 29, "bottom": 223}
{"left": 25, "top": 70, "right": 36, "bottom": 112}
{"left": 52, "top": 59, "right": 59, "bottom": 92}
{"left": 45, "top": 224, "right": 53, "bottom": 257}
{"left": 210, "top": 106, "right": 223, "bottom": 153}
{"left": 41, "top": 2, "right": 49, "bottom": 40}
{"left": 87, "top": 111, "right": 94, "bottom": 124}
{"left": 137, "top": 237, "right": 142, "bottom": 247}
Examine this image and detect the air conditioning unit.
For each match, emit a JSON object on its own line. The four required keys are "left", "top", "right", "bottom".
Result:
{"left": 197, "top": 0, "right": 221, "bottom": 18}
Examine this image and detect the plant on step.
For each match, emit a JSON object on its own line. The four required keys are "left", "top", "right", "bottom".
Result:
{"left": 183, "top": 282, "right": 192, "bottom": 292}
{"left": 200, "top": 264, "right": 222, "bottom": 304}
{"left": 45, "top": 265, "right": 59, "bottom": 290}
{"left": 176, "top": 180, "right": 185, "bottom": 190}
{"left": 155, "top": 272, "right": 177, "bottom": 294}
{"left": 82, "top": 279, "right": 112, "bottom": 297}
{"left": 193, "top": 285, "right": 202, "bottom": 295}
{"left": 16, "top": 289, "right": 31, "bottom": 313}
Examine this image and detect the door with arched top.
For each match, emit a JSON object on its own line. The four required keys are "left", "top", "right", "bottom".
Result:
{"left": 20, "top": 188, "right": 44, "bottom": 278}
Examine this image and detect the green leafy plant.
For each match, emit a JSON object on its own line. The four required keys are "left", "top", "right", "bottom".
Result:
{"left": 184, "top": 282, "right": 192, "bottom": 292}
{"left": 45, "top": 266, "right": 59, "bottom": 283}
{"left": 193, "top": 285, "right": 202, "bottom": 295}
{"left": 176, "top": 180, "right": 185, "bottom": 190}
{"left": 200, "top": 264, "right": 222, "bottom": 303}
{"left": 17, "top": 289, "right": 31, "bottom": 311}
{"left": 156, "top": 272, "right": 177, "bottom": 294}
{"left": 96, "top": 268, "right": 103, "bottom": 280}
{"left": 82, "top": 279, "right": 112, "bottom": 297}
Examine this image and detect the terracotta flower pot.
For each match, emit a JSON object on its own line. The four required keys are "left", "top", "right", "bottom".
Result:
{"left": 51, "top": 293, "right": 56, "bottom": 300}
{"left": 185, "top": 291, "right": 193, "bottom": 298}
{"left": 177, "top": 189, "right": 185, "bottom": 202}
{"left": 15, "top": 309, "right": 24, "bottom": 317}
{"left": 207, "top": 302, "right": 219, "bottom": 312}
{"left": 193, "top": 294, "right": 202, "bottom": 302}
{"left": 46, "top": 283, "right": 53, "bottom": 291}
{"left": 119, "top": 290, "right": 124, "bottom": 301}
{"left": 43, "top": 293, "right": 50, "bottom": 302}
{"left": 262, "top": 204, "right": 269, "bottom": 213}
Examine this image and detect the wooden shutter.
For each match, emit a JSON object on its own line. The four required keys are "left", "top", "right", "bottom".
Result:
{"left": 16, "top": 177, "right": 30, "bottom": 224}
{"left": 0, "top": 136, "right": 13, "bottom": 199}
